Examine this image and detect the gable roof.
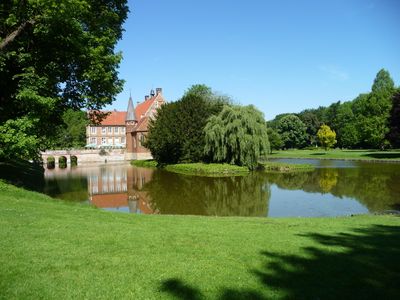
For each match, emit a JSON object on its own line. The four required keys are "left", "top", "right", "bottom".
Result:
{"left": 100, "top": 111, "right": 127, "bottom": 126}
{"left": 135, "top": 95, "right": 157, "bottom": 119}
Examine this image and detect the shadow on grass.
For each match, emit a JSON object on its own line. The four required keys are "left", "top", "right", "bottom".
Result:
{"left": 161, "top": 224, "right": 400, "bottom": 299}
{"left": 0, "top": 158, "right": 44, "bottom": 192}
{"left": 309, "top": 152, "right": 327, "bottom": 156}
{"left": 160, "top": 279, "right": 203, "bottom": 300}
{"left": 362, "top": 153, "right": 400, "bottom": 159}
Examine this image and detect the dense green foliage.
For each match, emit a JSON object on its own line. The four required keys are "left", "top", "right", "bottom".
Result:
{"left": 204, "top": 105, "right": 270, "bottom": 170}
{"left": 317, "top": 124, "right": 337, "bottom": 150}
{"left": 1, "top": 181, "right": 399, "bottom": 299}
{"left": 387, "top": 92, "right": 400, "bottom": 148}
{"left": 51, "top": 109, "right": 88, "bottom": 149}
{"left": 145, "top": 85, "right": 228, "bottom": 164}
{"left": 0, "top": 0, "right": 128, "bottom": 159}
{"left": 276, "top": 114, "right": 307, "bottom": 149}
{"left": 267, "top": 127, "right": 284, "bottom": 151}
{"left": 268, "top": 69, "right": 398, "bottom": 149}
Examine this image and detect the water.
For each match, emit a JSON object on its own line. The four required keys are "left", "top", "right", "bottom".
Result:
{"left": 42, "top": 159, "right": 400, "bottom": 217}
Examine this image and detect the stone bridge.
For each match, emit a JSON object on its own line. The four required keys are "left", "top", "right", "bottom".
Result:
{"left": 41, "top": 149, "right": 127, "bottom": 167}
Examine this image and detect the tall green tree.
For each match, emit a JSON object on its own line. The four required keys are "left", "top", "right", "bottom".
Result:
{"left": 317, "top": 124, "right": 337, "bottom": 150}
{"left": 0, "top": 0, "right": 128, "bottom": 159}
{"left": 297, "top": 110, "right": 321, "bottom": 146}
{"left": 276, "top": 114, "right": 307, "bottom": 149}
{"left": 352, "top": 69, "right": 395, "bottom": 148}
{"left": 204, "top": 105, "right": 270, "bottom": 170}
{"left": 146, "top": 85, "right": 228, "bottom": 164}
{"left": 387, "top": 92, "right": 400, "bottom": 148}
{"left": 371, "top": 69, "right": 395, "bottom": 94}
{"left": 267, "top": 128, "right": 283, "bottom": 152}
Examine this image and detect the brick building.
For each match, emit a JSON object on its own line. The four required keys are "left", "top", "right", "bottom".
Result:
{"left": 86, "top": 111, "right": 127, "bottom": 147}
{"left": 86, "top": 88, "right": 165, "bottom": 160}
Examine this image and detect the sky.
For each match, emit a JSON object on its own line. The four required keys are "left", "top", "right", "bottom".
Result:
{"left": 107, "top": 0, "right": 400, "bottom": 120}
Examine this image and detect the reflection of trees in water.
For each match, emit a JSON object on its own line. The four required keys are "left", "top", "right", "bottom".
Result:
{"left": 44, "top": 176, "right": 88, "bottom": 202}
{"left": 265, "top": 164, "right": 400, "bottom": 212}
{"left": 144, "top": 171, "right": 270, "bottom": 217}
{"left": 318, "top": 169, "right": 339, "bottom": 193}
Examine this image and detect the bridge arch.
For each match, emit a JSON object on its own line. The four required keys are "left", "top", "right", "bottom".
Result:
{"left": 59, "top": 156, "right": 67, "bottom": 168}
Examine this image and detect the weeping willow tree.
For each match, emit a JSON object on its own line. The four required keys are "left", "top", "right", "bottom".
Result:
{"left": 204, "top": 105, "right": 270, "bottom": 170}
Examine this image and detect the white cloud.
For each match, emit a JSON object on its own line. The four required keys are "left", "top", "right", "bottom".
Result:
{"left": 318, "top": 65, "right": 349, "bottom": 81}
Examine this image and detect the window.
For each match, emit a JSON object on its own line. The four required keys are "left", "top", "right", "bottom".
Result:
{"left": 90, "top": 127, "right": 96, "bottom": 134}
{"left": 108, "top": 126, "right": 112, "bottom": 134}
{"left": 121, "top": 127, "right": 125, "bottom": 134}
{"left": 101, "top": 137, "right": 106, "bottom": 144}
{"left": 108, "top": 138, "right": 113, "bottom": 145}
{"left": 121, "top": 137, "right": 125, "bottom": 144}
{"left": 90, "top": 137, "right": 97, "bottom": 144}
{"left": 139, "top": 134, "right": 145, "bottom": 146}
{"left": 102, "top": 127, "right": 106, "bottom": 134}
{"left": 115, "top": 127, "right": 119, "bottom": 134}
{"left": 115, "top": 137, "right": 120, "bottom": 144}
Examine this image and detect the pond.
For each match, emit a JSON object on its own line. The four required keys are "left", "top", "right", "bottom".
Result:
{"left": 42, "top": 159, "right": 400, "bottom": 217}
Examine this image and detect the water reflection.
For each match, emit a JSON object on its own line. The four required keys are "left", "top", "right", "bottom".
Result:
{"left": 42, "top": 160, "right": 400, "bottom": 217}
{"left": 265, "top": 161, "right": 400, "bottom": 212}
{"left": 145, "top": 171, "right": 270, "bottom": 216}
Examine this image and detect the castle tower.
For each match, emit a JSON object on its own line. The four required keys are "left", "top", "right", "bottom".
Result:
{"left": 125, "top": 95, "right": 137, "bottom": 160}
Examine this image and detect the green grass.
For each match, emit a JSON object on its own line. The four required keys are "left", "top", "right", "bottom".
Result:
{"left": 259, "top": 161, "right": 315, "bottom": 172}
{"left": 1, "top": 181, "right": 399, "bottom": 299}
{"left": 268, "top": 149, "right": 400, "bottom": 161}
{"left": 131, "top": 159, "right": 158, "bottom": 168}
{"left": 164, "top": 163, "right": 249, "bottom": 176}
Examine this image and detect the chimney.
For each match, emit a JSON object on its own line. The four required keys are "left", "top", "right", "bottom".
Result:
{"left": 144, "top": 95, "right": 149, "bottom": 101}
{"left": 156, "top": 88, "right": 162, "bottom": 95}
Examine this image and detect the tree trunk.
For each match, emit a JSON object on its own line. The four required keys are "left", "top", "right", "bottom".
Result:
{"left": 0, "top": 20, "right": 35, "bottom": 52}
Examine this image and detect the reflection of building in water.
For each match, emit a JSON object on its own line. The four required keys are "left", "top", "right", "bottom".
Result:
{"left": 88, "top": 165, "right": 155, "bottom": 214}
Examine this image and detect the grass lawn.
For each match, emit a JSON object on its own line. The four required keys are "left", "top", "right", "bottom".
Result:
{"left": 1, "top": 181, "right": 399, "bottom": 299}
{"left": 267, "top": 149, "right": 400, "bottom": 161}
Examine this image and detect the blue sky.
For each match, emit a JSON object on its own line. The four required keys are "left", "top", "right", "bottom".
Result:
{"left": 107, "top": 0, "right": 400, "bottom": 120}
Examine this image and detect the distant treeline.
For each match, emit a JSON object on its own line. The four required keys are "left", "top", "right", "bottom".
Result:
{"left": 267, "top": 69, "right": 400, "bottom": 150}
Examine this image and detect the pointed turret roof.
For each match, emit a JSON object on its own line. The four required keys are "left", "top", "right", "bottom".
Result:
{"left": 126, "top": 95, "right": 136, "bottom": 121}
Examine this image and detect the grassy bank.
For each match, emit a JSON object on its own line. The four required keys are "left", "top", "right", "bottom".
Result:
{"left": 164, "top": 163, "right": 249, "bottom": 176}
{"left": 1, "top": 181, "right": 399, "bottom": 299}
{"left": 131, "top": 159, "right": 158, "bottom": 168}
{"left": 132, "top": 160, "right": 314, "bottom": 176}
{"left": 131, "top": 160, "right": 250, "bottom": 176}
{"left": 268, "top": 149, "right": 400, "bottom": 161}
{"left": 260, "top": 161, "right": 315, "bottom": 172}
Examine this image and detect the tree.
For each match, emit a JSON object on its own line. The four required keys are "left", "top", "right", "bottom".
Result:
{"left": 146, "top": 85, "right": 227, "bottom": 164}
{"left": 267, "top": 128, "right": 283, "bottom": 152}
{"left": 387, "top": 91, "right": 400, "bottom": 148}
{"left": 276, "top": 114, "right": 307, "bottom": 149}
{"left": 204, "top": 105, "right": 270, "bottom": 170}
{"left": 371, "top": 69, "right": 395, "bottom": 94}
{"left": 0, "top": 0, "right": 128, "bottom": 159}
{"left": 297, "top": 110, "right": 321, "bottom": 146}
{"left": 52, "top": 109, "right": 88, "bottom": 149}
{"left": 351, "top": 70, "right": 395, "bottom": 149}
{"left": 317, "top": 124, "right": 337, "bottom": 150}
